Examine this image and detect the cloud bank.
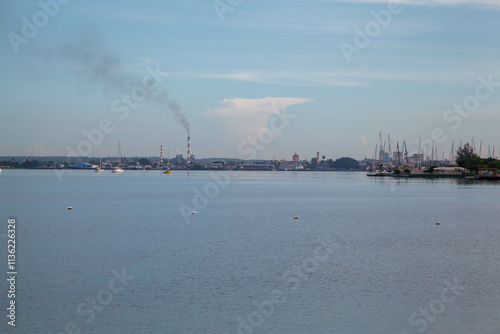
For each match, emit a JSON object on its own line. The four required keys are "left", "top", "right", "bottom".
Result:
{"left": 206, "top": 97, "right": 312, "bottom": 143}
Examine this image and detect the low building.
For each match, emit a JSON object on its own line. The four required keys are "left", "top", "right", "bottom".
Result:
{"left": 411, "top": 167, "right": 467, "bottom": 175}
{"left": 70, "top": 163, "right": 98, "bottom": 169}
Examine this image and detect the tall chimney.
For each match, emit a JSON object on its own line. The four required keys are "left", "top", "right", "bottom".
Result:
{"left": 187, "top": 137, "right": 191, "bottom": 165}
{"left": 160, "top": 145, "right": 163, "bottom": 166}
{"left": 317, "top": 151, "right": 320, "bottom": 164}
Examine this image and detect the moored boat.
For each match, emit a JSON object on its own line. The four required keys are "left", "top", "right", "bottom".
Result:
{"left": 95, "top": 155, "right": 104, "bottom": 172}
{"left": 367, "top": 169, "right": 392, "bottom": 177}
{"left": 112, "top": 141, "right": 125, "bottom": 173}
{"left": 163, "top": 148, "right": 171, "bottom": 174}
{"left": 477, "top": 168, "right": 500, "bottom": 180}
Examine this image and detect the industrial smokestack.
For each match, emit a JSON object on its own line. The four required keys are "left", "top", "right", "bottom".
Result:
{"left": 160, "top": 145, "right": 163, "bottom": 166}
{"left": 187, "top": 137, "right": 191, "bottom": 165}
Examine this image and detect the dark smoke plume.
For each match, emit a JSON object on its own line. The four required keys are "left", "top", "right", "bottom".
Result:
{"left": 168, "top": 101, "right": 189, "bottom": 135}
{"left": 52, "top": 34, "right": 190, "bottom": 133}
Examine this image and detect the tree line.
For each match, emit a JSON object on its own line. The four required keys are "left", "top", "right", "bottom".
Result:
{"left": 456, "top": 143, "right": 500, "bottom": 172}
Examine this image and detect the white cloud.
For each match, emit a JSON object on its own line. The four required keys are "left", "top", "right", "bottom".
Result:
{"left": 205, "top": 97, "right": 312, "bottom": 143}
{"left": 206, "top": 97, "right": 313, "bottom": 117}
{"left": 358, "top": 135, "right": 373, "bottom": 158}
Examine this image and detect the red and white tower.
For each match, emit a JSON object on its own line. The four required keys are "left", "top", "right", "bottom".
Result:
{"left": 160, "top": 145, "right": 163, "bottom": 166}
{"left": 187, "top": 136, "right": 191, "bottom": 165}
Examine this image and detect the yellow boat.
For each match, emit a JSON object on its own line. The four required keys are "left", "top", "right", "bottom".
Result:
{"left": 163, "top": 148, "right": 172, "bottom": 174}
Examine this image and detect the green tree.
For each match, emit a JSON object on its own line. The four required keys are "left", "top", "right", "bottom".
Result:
{"left": 21, "top": 160, "right": 42, "bottom": 168}
{"left": 486, "top": 159, "right": 500, "bottom": 170}
{"left": 456, "top": 143, "right": 482, "bottom": 172}
{"left": 332, "top": 157, "right": 359, "bottom": 170}
{"left": 139, "top": 158, "right": 152, "bottom": 166}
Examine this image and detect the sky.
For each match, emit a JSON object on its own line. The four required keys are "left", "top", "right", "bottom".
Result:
{"left": 1, "top": 0, "right": 499, "bottom": 160}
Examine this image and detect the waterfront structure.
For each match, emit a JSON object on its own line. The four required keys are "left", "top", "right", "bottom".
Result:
{"left": 392, "top": 166, "right": 470, "bottom": 178}
{"left": 70, "top": 163, "right": 98, "bottom": 169}
{"left": 240, "top": 164, "right": 275, "bottom": 171}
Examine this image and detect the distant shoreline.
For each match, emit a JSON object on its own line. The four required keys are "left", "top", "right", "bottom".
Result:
{"left": 0, "top": 167, "right": 365, "bottom": 172}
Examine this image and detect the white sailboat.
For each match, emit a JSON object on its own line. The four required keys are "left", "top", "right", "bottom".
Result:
{"left": 112, "top": 142, "right": 124, "bottom": 173}
{"left": 95, "top": 155, "right": 104, "bottom": 172}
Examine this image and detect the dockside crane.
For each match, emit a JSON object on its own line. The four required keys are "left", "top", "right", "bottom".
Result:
{"left": 388, "top": 134, "right": 392, "bottom": 164}
{"left": 448, "top": 140, "right": 455, "bottom": 165}
{"left": 403, "top": 140, "right": 409, "bottom": 165}
{"left": 396, "top": 142, "right": 401, "bottom": 167}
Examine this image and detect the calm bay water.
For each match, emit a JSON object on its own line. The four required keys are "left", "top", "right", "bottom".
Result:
{"left": 0, "top": 170, "right": 499, "bottom": 334}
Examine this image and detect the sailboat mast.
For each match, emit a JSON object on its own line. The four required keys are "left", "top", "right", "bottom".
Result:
{"left": 118, "top": 141, "right": 123, "bottom": 167}
{"left": 431, "top": 141, "right": 434, "bottom": 164}
{"left": 388, "top": 135, "right": 392, "bottom": 164}
{"left": 396, "top": 142, "right": 401, "bottom": 167}
{"left": 418, "top": 138, "right": 422, "bottom": 166}
{"left": 403, "top": 140, "right": 409, "bottom": 165}
{"left": 379, "top": 131, "right": 383, "bottom": 162}
{"left": 449, "top": 140, "right": 455, "bottom": 164}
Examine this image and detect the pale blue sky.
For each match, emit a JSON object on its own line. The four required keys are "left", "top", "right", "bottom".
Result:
{"left": 1, "top": 0, "right": 499, "bottom": 160}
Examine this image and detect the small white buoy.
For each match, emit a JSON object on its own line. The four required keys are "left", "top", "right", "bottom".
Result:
{"left": 435, "top": 222, "right": 440, "bottom": 225}
{"left": 192, "top": 211, "right": 196, "bottom": 215}
{"left": 68, "top": 207, "right": 73, "bottom": 210}
{"left": 293, "top": 216, "right": 298, "bottom": 220}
